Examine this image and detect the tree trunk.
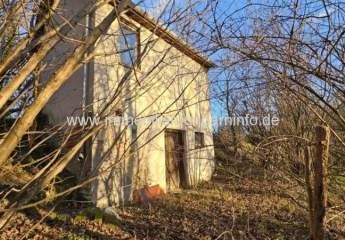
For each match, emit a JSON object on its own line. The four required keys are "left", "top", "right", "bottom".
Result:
{"left": 0, "top": 125, "right": 102, "bottom": 230}
{"left": 0, "top": 0, "right": 104, "bottom": 110}
{"left": 0, "top": 2, "right": 126, "bottom": 167}
{"left": 0, "top": 0, "right": 60, "bottom": 78}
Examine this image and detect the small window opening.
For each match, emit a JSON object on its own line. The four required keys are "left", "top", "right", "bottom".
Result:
{"left": 118, "top": 26, "right": 140, "bottom": 68}
{"left": 195, "top": 132, "right": 205, "bottom": 149}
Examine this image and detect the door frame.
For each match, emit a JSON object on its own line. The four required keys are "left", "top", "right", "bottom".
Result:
{"left": 164, "top": 129, "right": 187, "bottom": 191}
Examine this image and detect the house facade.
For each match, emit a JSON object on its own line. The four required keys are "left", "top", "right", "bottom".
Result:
{"left": 43, "top": 1, "right": 215, "bottom": 207}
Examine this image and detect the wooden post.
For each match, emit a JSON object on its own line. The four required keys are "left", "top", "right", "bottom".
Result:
{"left": 304, "top": 146, "right": 314, "bottom": 237}
{"left": 311, "top": 125, "right": 330, "bottom": 240}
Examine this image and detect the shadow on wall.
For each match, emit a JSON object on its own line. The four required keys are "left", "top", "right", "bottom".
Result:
{"left": 89, "top": 49, "right": 215, "bottom": 207}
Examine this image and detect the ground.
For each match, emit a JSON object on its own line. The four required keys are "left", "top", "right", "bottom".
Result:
{"left": 1, "top": 166, "right": 345, "bottom": 239}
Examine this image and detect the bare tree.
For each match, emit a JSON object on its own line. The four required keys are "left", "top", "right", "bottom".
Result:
{"left": 0, "top": 0, "right": 213, "bottom": 234}
{"left": 205, "top": 0, "right": 345, "bottom": 238}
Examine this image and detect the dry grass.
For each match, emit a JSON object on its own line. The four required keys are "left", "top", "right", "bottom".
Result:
{"left": 121, "top": 175, "right": 309, "bottom": 240}
{"left": 1, "top": 164, "right": 345, "bottom": 239}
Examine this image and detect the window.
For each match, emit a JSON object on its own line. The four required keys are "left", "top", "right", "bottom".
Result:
{"left": 118, "top": 26, "right": 139, "bottom": 68}
{"left": 195, "top": 132, "right": 205, "bottom": 149}
{"left": 115, "top": 108, "right": 123, "bottom": 117}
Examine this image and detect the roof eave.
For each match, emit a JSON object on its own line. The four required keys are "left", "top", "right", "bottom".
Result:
{"left": 115, "top": 2, "right": 215, "bottom": 68}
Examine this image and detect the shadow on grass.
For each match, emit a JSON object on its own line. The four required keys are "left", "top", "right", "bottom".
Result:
{"left": 118, "top": 189, "right": 309, "bottom": 240}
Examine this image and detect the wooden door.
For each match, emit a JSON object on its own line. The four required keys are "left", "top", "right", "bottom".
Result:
{"left": 165, "top": 130, "right": 186, "bottom": 191}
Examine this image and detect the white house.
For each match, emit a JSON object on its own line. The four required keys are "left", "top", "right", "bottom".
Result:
{"left": 42, "top": 0, "right": 215, "bottom": 207}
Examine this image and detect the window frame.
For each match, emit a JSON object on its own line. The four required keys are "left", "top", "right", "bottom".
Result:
{"left": 118, "top": 23, "right": 141, "bottom": 69}
{"left": 195, "top": 132, "right": 205, "bottom": 149}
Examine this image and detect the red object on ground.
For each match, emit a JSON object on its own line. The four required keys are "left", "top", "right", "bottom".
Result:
{"left": 133, "top": 185, "right": 165, "bottom": 204}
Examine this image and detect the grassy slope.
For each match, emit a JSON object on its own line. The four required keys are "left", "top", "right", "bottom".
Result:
{"left": 122, "top": 176, "right": 309, "bottom": 240}
{"left": 1, "top": 166, "right": 345, "bottom": 239}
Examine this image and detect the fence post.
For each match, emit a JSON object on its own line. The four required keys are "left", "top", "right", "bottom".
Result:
{"left": 304, "top": 146, "right": 314, "bottom": 237}
{"left": 312, "top": 125, "right": 330, "bottom": 240}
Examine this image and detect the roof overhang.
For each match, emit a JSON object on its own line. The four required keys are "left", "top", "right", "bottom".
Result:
{"left": 112, "top": 1, "right": 215, "bottom": 69}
